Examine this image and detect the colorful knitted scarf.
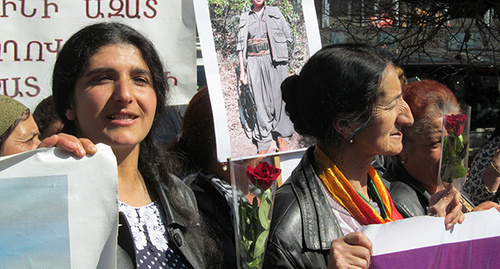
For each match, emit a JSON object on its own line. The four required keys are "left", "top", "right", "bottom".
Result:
{"left": 314, "top": 146, "right": 403, "bottom": 225}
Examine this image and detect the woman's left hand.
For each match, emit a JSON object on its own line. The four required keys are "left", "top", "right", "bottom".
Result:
{"left": 38, "top": 133, "right": 97, "bottom": 158}
{"left": 428, "top": 184, "right": 465, "bottom": 230}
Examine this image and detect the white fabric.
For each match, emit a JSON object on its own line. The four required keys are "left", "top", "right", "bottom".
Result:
{"left": 317, "top": 176, "right": 381, "bottom": 235}
{"left": 119, "top": 200, "right": 168, "bottom": 253}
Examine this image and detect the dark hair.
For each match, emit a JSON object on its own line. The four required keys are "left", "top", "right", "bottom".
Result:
{"left": 281, "top": 44, "right": 391, "bottom": 147}
{"left": 52, "top": 22, "right": 170, "bottom": 186}
{"left": 51, "top": 23, "right": 219, "bottom": 266}
{"left": 170, "top": 87, "right": 216, "bottom": 178}
{"left": 33, "top": 96, "right": 62, "bottom": 139}
{"left": 0, "top": 110, "right": 30, "bottom": 152}
{"left": 492, "top": 117, "right": 500, "bottom": 138}
{"left": 401, "top": 80, "right": 459, "bottom": 151}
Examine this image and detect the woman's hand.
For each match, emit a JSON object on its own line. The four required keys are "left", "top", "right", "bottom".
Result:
{"left": 429, "top": 184, "right": 465, "bottom": 230}
{"left": 38, "top": 133, "right": 97, "bottom": 158}
{"left": 328, "top": 232, "right": 372, "bottom": 269}
{"left": 472, "top": 201, "right": 500, "bottom": 212}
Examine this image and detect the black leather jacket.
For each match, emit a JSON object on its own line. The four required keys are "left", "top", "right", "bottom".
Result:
{"left": 263, "top": 147, "right": 343, "bottom": 268}
{"left": 383, "top": 159, "right": 476, "bottom": 218}
{"left": 118, "top": 174, "right": 206, "bottom": 269}
{"left": 188, "top": 170, "right": 236, "bottom": 269}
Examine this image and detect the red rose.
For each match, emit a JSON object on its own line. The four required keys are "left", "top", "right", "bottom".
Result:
{"left": 445, "top": 114, "right": 466, "bottom": 136}
{"left": 246, "top": 161, "right": 281, "bottom": 190}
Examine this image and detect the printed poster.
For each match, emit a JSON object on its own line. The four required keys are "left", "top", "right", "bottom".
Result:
{"left": 194, "top": 0, "right": 321, "bottom": 161}
{"left": 0, "top": 143, "right": 118, "bottom": 268}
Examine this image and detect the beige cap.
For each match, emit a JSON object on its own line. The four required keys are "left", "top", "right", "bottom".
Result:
{"left": 0, "top": 95, "right": 28, "bottom": 137}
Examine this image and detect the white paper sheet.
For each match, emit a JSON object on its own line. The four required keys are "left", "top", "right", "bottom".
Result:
{"left": 0, "top": 144, "right": 118, "bottom": 268}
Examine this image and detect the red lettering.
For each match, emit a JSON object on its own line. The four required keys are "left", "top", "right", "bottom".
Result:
{"left": 3, "top": 40, "right": 20, "bottom": 61}
{"left": 0, "top": 39, "right": 62, "bottom": 62}
{"left": 126, "top": 0, "right": 140, "bottom": 19}
{"left": 0, "top": 0, "right": 16, "bottom": 18}
{"left": 45, "top": 39, "right": 62, "bottom": 56}
{"left": 0, "top": 76, "right": 41, "bottom": 98}
{"left": 108, "top": 0, "right": 125, "bottom": 18}
{"left": 165, "top": 72, "right": 178, "bottom": 87}
{"left": 85, "top": 0, "right": 105, "bottom": 19}
{"left": 143, "top": 0, "right": 157, "bottom": 18}
{"left": 41, "top": 0, "right": 58, "bottom": 18}
{"left": 19, "top": 0, "right": 36, "bottom": 17}
{"left": 1, "top": 77, "right": 23, "bottom": 98}
{"left": 25, "top": 76, "right": 40, "bottom": 97}
{"left": 25, "top": 41, "right": 43, "bottom": 61}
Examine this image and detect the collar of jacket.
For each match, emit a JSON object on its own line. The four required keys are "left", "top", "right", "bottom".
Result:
{"left": 291, "top": 146, "right": 344, "bottom": 250}
{"left": 151, "top": 173, "right": 194, "bottom": 228}
{"left": 385, "top": 159, "right": 476, "bottom": 209}
{"left": 386, "top": 160, "right": 431, "bottom": 202}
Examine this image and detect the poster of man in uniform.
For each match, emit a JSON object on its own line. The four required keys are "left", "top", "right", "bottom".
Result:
{"left": 194, "top": 0, "right": 321, "bottom": 160}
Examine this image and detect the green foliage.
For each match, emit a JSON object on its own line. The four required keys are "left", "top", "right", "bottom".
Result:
{"left": 441, "top": 134, "right": 468, "bottom": 183}
{"left": 208, "top": 0, "right": 305, "bottom": 57}
{"left": 238, "top": 185, "right": 274, "bottom": 268}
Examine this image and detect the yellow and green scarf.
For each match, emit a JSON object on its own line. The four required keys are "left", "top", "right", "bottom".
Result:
{"left": 314, "top": 146, "right": 403, "bottom": 225}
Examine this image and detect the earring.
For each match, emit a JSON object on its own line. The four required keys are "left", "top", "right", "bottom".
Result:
{"left": 349, "top": 139, "right": 353, "bottom": 144}
{"left": 401, "top": 160, "right": 406, "bottom": 164}
{"left": 222, "top": 163, "right": 228, "bottom": 171}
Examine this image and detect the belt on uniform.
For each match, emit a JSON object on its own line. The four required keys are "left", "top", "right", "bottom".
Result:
{"left": 247, "top": 43, "right": 269, "bottom": 53}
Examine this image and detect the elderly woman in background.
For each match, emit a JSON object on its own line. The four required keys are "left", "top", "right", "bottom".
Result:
{"left": 383, "top": 80, "right": 500, "bottom": 217}
{"left": 0, "top": 94, "right": 94, "bottom": 157}
{"left": 463, "top": 119, "right": 500, "bottom": 205}
{"left": 263, "top": 44, "right": 464, "bottom": 269}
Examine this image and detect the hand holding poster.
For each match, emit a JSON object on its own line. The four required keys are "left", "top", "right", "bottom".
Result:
{"left": 359, "top": 209, "right": 500, "bottom": 268}
{"left": 0, "top": 144, "right": 118, "bottom": 268}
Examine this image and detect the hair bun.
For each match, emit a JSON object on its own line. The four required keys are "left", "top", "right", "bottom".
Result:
{"left": 281, "top": 74, "right": 300, "bottom": 106}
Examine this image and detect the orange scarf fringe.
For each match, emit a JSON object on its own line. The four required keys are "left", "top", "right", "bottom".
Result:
{"left": 314, "top": 146, "right": 403, "bottom": 225}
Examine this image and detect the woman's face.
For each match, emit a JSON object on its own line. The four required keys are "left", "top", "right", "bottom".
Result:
{"left": 402, "top": 117, "right": 443, "bottom": 189}
{"left": 0, "top": 114, "right": 41, "bottom": 156}
{"left": 354, "top": 66, "right": 414, "bottom": 157}
{"left": 67, "top": 43, "right": 157, "bottom": 150}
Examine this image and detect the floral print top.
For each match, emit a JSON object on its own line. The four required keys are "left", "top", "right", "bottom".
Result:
{"left": 463, "top": 136, "right": 500, "bottom": 205}
{"left": 119, "top": 200, "right": 191, "bottom": 269}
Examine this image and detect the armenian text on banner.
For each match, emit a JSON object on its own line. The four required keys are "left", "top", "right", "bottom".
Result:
{"left": 0, "top": 0, "right": 196, "bottom": 109}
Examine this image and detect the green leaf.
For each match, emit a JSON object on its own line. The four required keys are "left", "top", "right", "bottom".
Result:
{"left": 459, "top": 141, "right": 469, "bottom": 160}
{"left": 453, "top": 165, "right": 468, "bottom": 178}
{"left": 248, "top": 257, "right": 260, "bottom": 268}
{"left": 258, "top": 195, "right": 271, "bottom": 229}
{"left": 253, "top": 230, "right": 269, "bottom": 258}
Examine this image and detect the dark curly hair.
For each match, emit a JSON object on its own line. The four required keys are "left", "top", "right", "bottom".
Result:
{"left": 281, "top": 44, "right": 392, "bottom": 147}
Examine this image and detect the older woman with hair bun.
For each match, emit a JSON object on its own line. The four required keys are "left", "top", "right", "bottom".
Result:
{"left": 263, "top": 44, "right": 465, "bottom": 269}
